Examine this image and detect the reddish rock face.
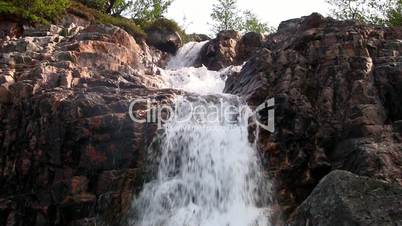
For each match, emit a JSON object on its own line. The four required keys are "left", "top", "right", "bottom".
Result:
{"left": 0, "top": 19, "right": 177, "bottom": 226}
{"left": 225, "top": 13, "right": 402, "bottom": 224}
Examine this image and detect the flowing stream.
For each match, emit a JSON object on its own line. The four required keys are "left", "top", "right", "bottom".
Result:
{"left": 130, "top": 42, "right": 271, "bottom": 226}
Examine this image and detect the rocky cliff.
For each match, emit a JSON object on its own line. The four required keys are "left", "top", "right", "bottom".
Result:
{"left": 0, "top": 11, "right": 401, "bottom": 226}
{"left": 224, "top": 13, "right": 402, "bottom": 225}
{"left": 0, "top": 15, "right": 180, "bottom": 226}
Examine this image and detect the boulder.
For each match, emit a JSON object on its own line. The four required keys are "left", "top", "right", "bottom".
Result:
{"left": 236, "top": 32, "right": 265, "bottom": 63}
{"left": 289, "top": 170, "right": 402, "bottom": 226}
{"left": 145, "top": 25, "right": 182, "bottom": 54}
{"left": 199, "top": 30, "right": 241, "bottom": 70}
{"left": 200, "top": 30, "right": 265, "bottom": 70}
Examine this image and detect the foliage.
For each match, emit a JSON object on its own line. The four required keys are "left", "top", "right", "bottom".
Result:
{"left": 76, "top": 0, "right": 131, "bottom": 15}
{"left": 210, "top": 0, "right": 242, "bottom": 33}
{"left": 0, "top": 0, "right": 70, "bottom": 23}
{"left": 326, "top": 0, "right": 402, "bottom": 26}
{"left": 13, "top": 0, "right": 70, "bottom": 20}
{"left": 210, "top": 0, "right": 275, "bottom": 34}
{"left": 387, "top": 0, "right": 402, "bottom": 26}
{"left": 130, "top": 0, "right": 173, "bottom": 23}
{"left": 242, "top": 10, "right": 276, "bottom": 33}
{"left": 69, "top": 1, "right": 146, "bottom": 39}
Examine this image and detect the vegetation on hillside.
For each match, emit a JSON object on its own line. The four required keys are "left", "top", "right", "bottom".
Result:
{"left": 1, "top": 0, "right": 400, "bottom": 44}
{"left": 0, "top": 0, "right": 70, "bottom": 24}
{"left": 69, "top": 1, "right": 146, "bottom": 39}
{"left": 0, "top": 0, "right": 185, "bottom": 41}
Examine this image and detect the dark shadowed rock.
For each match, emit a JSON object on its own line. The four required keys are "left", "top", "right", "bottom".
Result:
{"left": 145, "top": 26, "right": 182, "bottom": 54}
{"left": 200, "top": 30, "right": 265, "bottom": 70}
{"left": 200, "top": 30, "right": 241, "bottom": 70}
{"left": 236, "top": 32, "right": 265, "bottom": 63}
{"left": 289, "top": 170, "right": 402, "bottom": 226}
{"left": 0, "top": 20, "right": 23, "bottom": 41}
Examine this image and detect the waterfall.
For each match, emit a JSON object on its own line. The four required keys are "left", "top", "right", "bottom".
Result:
{"left": 166, "top": 41, "right": 208, "bottom": 70}
{"left": 130, "top": 42, "right": 271, "bottom": 226}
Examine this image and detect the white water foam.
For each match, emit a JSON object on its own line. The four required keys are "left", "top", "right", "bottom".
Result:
{"left": 166, "top": 41, "right": 208, "bottom": 70}
{"left": 130, "top": 41, "right": 271, "bottom": 226}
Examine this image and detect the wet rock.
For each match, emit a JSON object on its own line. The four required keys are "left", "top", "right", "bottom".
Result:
{"left": 289, "top": 170, "right": 402, "bottom": 226}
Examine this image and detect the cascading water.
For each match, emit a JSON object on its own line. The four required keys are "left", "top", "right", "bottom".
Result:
{"left": 130, "top": 42, "right": 271, "bottom": 226}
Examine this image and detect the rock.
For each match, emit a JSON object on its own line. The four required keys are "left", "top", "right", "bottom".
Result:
{"left": 23, "top": 25, "right": 62, "bottom": 37}
{"left": 0, "top": 85, "right": 11, "bottom": 104}
{"left": 59, "top": 13, "right": 91, "bottom": 29}
{"left": 0, "top": 20, "right": 23, "bottom": 41}
{"left": 224, "top": 13, "right": 402, "bottom": 221}
{"left": 187, "top": 33, "right": 211, "bottom": 42}
{"left": 199, "top": 30, "right": 241, "bottom": 70}
{"left": 277, "top": 12, "right": 325, "bottom": 34}
{"left": 0, "top": 18, "right": 178, "bottom": 226}
{"left": 200, "top": 30, "right": 265, "bottom": 70}
{"left": 145, "top": 25, "right": 182, "bottom": 54}
{"left": 236, "top": 32, "right": 265, "bottom": 63}
{"left": 289, "top": 170, "right": 402, "bottom": 226}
